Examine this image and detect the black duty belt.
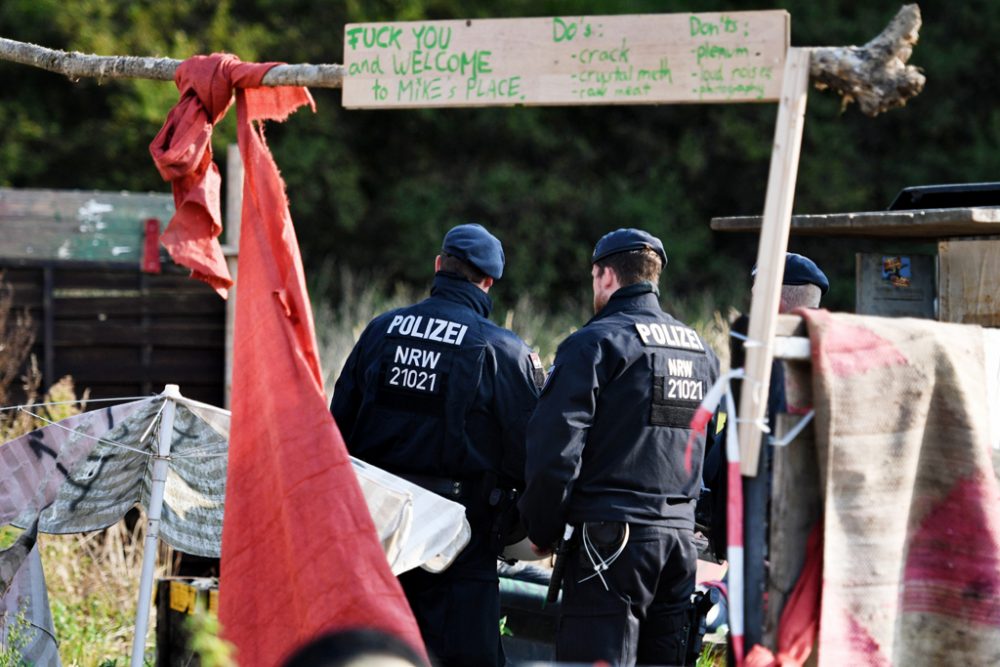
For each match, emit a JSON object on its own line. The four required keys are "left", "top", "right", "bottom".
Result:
{"left": 395, "top": 472, "right": 467, "bottom": 500}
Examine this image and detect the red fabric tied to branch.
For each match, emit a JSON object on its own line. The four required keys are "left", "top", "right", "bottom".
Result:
{"left": 151, "top": 54, "right": 425, "bottom": 666}
{"left": 150, "top": 54, "right": 292, "bottom": 296}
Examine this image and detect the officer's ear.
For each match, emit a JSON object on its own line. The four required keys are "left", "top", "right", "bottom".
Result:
{"left": 594, "top": 263, "right": 621, "bottom": 292}
{"left": 480, "top": 276, "right": 494, "bottom": 292}
{"left": 434, "top": 255, "right": 442, "bottom": 272}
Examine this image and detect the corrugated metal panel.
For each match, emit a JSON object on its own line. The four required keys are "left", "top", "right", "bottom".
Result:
{"left": 0, "top": 188, "right": 174, "bottom": 264}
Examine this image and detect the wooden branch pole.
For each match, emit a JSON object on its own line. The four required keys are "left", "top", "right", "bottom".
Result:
{"left": 0, "top": 36, "right": 345, "bottom": 88}
{"left": 737, "top": 47, "right": 812, "bottom": 477}
{"left": 223, "top": 145, "right": 243, "bottom": 409}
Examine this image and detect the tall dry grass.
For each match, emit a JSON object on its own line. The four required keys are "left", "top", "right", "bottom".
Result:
{"left": 42, "top": 520, "right": 174, "bottom": 666}
{"left": 311, "top": 264, "right": 733, "bottom": 392}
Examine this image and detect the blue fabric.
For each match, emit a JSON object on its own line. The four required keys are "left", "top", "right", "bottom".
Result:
{"left": 591, "top": 228, "right": 667, "bottom": 267}
{"left": 441, "top": 223, "right": 505, "bottom": 279}
{"left": 753, "top": 252, "right": 829, "bottom": 294}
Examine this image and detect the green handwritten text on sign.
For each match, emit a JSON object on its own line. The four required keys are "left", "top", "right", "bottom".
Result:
{"left": 342, "top": 11, "right": 789, "bottom": 109}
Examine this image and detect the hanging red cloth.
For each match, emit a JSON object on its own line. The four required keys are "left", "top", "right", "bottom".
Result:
{"left": 151, "top": 54, "right": 426, "bottom": 666}
{"left": 745, "top": 519, "right": 823, "bottom": 667}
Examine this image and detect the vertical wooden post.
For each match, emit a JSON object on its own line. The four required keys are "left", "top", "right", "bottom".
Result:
{"left": 139, "top": 271, "right": 153, "bottom": 396}
{"left": 42, "top": 264, "right": 54, "bottom": 385}
{"left": 224, "top": 144, "right": 243, "bottom": 409}
{"left": 737, "top": 47, "right": 812, "bottom": 476}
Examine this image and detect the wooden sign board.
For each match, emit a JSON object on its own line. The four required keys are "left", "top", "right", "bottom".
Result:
{"left": 343, "top": 11, "right": 789, "bottom": 108}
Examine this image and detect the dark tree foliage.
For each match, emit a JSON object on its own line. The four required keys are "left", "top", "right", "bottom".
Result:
{"left": 1, "top": 1, "right": 997, "bottom": 313}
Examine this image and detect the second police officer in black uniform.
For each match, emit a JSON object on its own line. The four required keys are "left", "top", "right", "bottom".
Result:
{"left": 331, "top": 223, "right": 543, "bottom": 667}
{"left": 519, "top": 228, "right": 720, "bottom": 667}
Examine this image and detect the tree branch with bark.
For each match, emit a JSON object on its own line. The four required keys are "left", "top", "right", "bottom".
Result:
{"left": 0, "top": 4, "right": 924, "bottom": 114}
{"left": 0, "top": 36, "right": 345, "bottom": 88}
{"left": 810, "top": 4, "right": 925, "bottom": 116}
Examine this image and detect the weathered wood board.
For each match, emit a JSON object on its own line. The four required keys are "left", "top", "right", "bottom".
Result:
{"left": 0, "top": 188, "right": 173, "bottom": 263}
{"left": 711, "top": 207, "right": 1000, "bottom": 238}
{"left": 939, "top": 238, "right": 1000, "bottom": 327}
{"left": 342, "top": 11, "right": 788, "bottom": 108}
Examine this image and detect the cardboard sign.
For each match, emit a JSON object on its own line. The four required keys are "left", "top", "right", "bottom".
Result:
{"left": 343, "top": 11, "right": 789, "bottom": 108}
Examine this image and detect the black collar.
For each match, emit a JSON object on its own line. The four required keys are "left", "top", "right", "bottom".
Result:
{"left": 429, "top": 272, "right": 493, "bottom": 318}
{"left": 590, "top": 281, "right": 661, "bottom": 322}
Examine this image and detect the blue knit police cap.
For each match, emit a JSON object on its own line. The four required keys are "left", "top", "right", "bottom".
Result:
{"left": 591, "top": 228, "right": 668, "bottom": 267}
{"left": 441, "top": 223, "right": 505, "bottom": 279}
{"left": 752, "top": 252, "right": 829, "bottom": 294}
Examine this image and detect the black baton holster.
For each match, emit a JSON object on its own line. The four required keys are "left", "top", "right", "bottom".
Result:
{"left": 545, "top": 525, "right": 577, "bottom": 605}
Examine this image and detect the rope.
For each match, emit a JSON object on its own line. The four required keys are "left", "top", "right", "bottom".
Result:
{"left": 10, "top": 404, "right": 227, "bottom": 461}
{"left": 14, "top": 407, "right": 155, "bottom": 458}
{"left": 0, "top": 396, "right": 153, "bottom": 412}
{"left": 771, "top": 410, "right": 815, "bottom": 447}
{"left": 578, "top": 522, "right": 630, "bottom": 590}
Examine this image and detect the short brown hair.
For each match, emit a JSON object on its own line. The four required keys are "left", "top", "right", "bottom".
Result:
{"left": 595, "top": 247, "right": 663, "bottom": 286}
{"left": 440, "top": 253, "right": 489, "bottom": 284}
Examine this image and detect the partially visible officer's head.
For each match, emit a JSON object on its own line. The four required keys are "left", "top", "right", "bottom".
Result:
{"left": 590, "top": 228, "right": 667, "bottom": 313}
{"left": 435, "top": 223, "right": 504, "bottom": 293}
{"left": 753, "top": 252, "right": 829, "bottom": 313}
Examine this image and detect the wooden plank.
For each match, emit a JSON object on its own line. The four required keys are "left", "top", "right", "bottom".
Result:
{"left": 2, "top": 283, "right": 43, "bottom": 307}
{"left": 56, "top": 354, "right": 222, "bottom": 384}
{"left": 711, "top": 207, "right": 1000, "bottom": 238}
{"left": 1, "top": 259, "right": 225, "bottom": 407}
{"left": 52, "top": 269, "right": 141, "bottom": 290}
{"left": 1, "top": 257, "right": 187, "bottom": 274}
{"left": 53, "top": 294, "right": 224, "bottom": 317}
{"left": 342, "top": 11, "right": 788, "bottom": 108}
{"left": 939, "top": 238, "right": 1000, "bottom": 326}
{"left": 765, "top": 364, "right": 821, "bottom": 649}
{"left": 52, "top": 322, "right": 224, "bottom": 348}
{"left": 775, "top": 313, "right": 805, "bottom": 337}
{"left": 773, "top": 335, "right": 810, "bottom": 360}
{"left": 738, "top": 47, "right": 811, "bottom": 477}
{"left": 42, "top": 266, "right": 54, "bottom": 382}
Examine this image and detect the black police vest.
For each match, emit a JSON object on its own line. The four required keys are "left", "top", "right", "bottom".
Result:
{"left": 337, "top": 274, "right": 510, "bottom": 480}
{"left": 520, "top": 282, "right": 719, "bottom": 542}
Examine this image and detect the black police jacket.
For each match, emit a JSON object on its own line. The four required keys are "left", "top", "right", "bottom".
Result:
{"left": 330, "top": 272, "right": 542, "bottom": 487}
{"left": 519, "top": 282, "right": 720, "bottom": 547}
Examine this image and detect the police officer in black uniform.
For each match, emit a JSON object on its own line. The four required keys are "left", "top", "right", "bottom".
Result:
{"left": 518, "top": 228, "right": 719, "bottom": 666}
{"left": 331, "top": 223, "right": 543, "bottom": 667}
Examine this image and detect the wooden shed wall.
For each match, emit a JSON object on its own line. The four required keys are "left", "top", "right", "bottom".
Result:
{"left": 2, "top": 260, "right": 225, "bottom": 407}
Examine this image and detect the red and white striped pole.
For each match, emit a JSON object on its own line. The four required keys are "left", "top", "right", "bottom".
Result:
{"left": 686, "top": 369, "right": 745, "bottom": 666}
